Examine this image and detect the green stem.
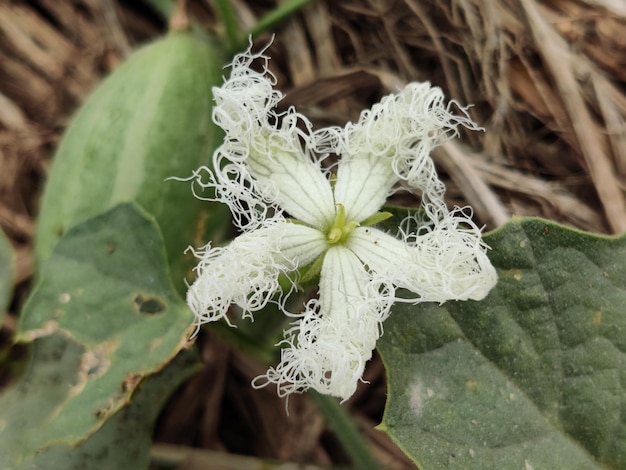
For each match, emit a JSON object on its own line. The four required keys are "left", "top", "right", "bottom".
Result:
{"left": 308, "top": 391, "right": 379, "bottom": 469}
{"left": 246, "top": 0, "right": 313, "bottom": 40}
{"left": 213, "top": 0, "right": 241, "bottom": 52}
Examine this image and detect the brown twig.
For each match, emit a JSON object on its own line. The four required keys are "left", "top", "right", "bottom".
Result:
{"left": 519, "top": 0, "right": 626, "bottom": 233}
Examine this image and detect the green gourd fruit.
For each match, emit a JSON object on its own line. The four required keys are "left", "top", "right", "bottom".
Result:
{"left": 35, "top": 31, "right": 229, "bottom": 293}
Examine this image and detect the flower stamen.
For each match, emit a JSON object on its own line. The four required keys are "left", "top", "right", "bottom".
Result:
{"left": 326, "top": 204, "right": 359, "bottom": 245}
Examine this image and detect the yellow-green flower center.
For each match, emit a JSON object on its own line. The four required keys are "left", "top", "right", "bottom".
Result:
{"left": 326, "top": 204, "right": 359, "bottom": 245}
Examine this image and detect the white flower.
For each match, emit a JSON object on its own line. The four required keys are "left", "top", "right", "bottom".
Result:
{"left": 186, "top": 43, "right": 497, "bottom": 401}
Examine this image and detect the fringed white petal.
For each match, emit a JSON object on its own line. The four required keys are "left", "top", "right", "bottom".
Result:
{"left": 211, "top": 42, "right": 281, "bottom": 141}
{"left": 254, "top": 246, "right": 392, "bottom": 401}
{"left": 253, "top": 151, "right": 336, "bottom": 229}
{"left": 402, "top": 212, "right": 497, "bottom": 301}
{"left": 279, "top": 222, "right": 327, "bottom": 267}
{"left": 210, "top": 44, "right": 336, "bottom": 229}
{"left": 332, "top": 154, "right": 398, "bottom": 223}
{"left": 347, "top": 226, "right": 412, "bottom": 277}
{"left": 185, "top": 157, "right": 275, "bottom": 233}
{"left": 332, "top": 82, "right": 481, "bottom": 213}
{"left": 348, "top": 212, "right": 497, "bottom": 303}
{"left": 186, "top": 221, "right": 324, "bottom": 330}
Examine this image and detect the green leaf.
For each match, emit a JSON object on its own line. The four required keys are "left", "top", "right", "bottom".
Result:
{"left": 0, "top": 227, "right": 15, "bottom": 323}
{"left": 0, "top": 203, "right": 194, "bottom": 467}
{"left": 35, "top": 32, "right": 230, "bottom": 293}
{"left": 20, "top": 350, "right": 198, "bottom": 470}
{"left": 378, "top": 218, "right": 626, "bottom": 469}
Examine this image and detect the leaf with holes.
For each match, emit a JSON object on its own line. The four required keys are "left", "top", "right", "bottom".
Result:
{"left": 0, "top": 203, "right": 194, "bottom": 468}
{"left": 378, "top": 218, "right": 626, "bottom": 469}
{"left": 19, "top": 350, "right": 198, "bottom": 470}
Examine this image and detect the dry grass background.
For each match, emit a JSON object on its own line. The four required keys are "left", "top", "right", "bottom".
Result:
{"left": 1, "top": 0, "right": 625, "bottom": 468}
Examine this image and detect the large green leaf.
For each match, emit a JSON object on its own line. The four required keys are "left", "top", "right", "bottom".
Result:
{"left": 0, "top": 203, "right": 194, "bottom": 467}
{"left": 35, "top": 32, "right": 229, "bottom": 293}
{"left": 0, "top": 227, "right": 15, "bottom": 324}
{"left": 20, "top": 350, "right": 198, "bottom": 470}
{"left": 378, "top": 218, "right": 626, "bottom": 469}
